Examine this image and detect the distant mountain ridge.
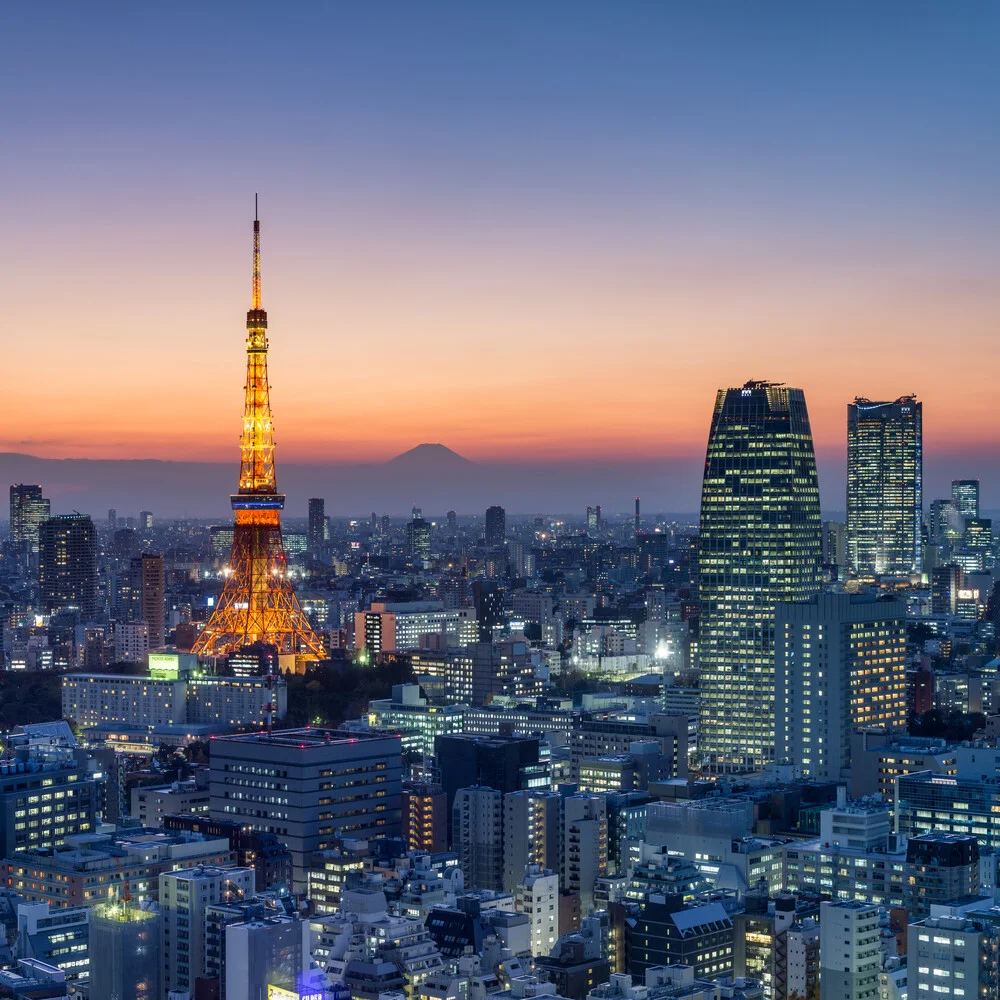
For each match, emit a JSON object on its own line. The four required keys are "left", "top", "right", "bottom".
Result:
{"left": 0, "top": 446, "right": 980, "bottom": 520}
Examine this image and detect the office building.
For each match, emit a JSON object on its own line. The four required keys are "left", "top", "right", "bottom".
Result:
{"left": 896, "top": 773, "right": 1000, "bottom": 851}
{"left": 775, "top": 593, "right": 907, "bottom": 780}
{"left": 62, "top": 671, "right": 288, "bottom": 732}
{"left": 904, "top": 832, "right": 981, "bottom": 919}
{"left": 160, "top": 864, "right": 255, "bottom": 995}
{"left": 3, "top": 829, "right": 235, "bottom": 908}
{"left": 407, "top": 508, "right": 431, "bottom": 562}
{"left": 131, "top": 779, "right": 211, "bottom": 828}
{"left": 587, "top": 506, "right": 602, "bottom": 533}
{"left": 698, "top": 381, "right": 822, "bottom": 771}
{"left": 15, "top": 900, "right": 90, "bottom": 983}
{"left": 38, "top": 514, "right": 98, "bottom": 618}
{"left": 209, "top": 728, "right": 402, "bottom": 889}
{"left": 369, "top": 685, "right": 466, "bottom": 756}
{"left": 308, "top": 497, "right": 325, "bottom": 551}
{"left": 355, "top": 603, "right": 477, "bottom": 656}
{"left": 89, "top": 900, "right": 161, "bottom": 1000}
{"left": 435, "top": 733, "right": 546, "bottom": 818}
{"left": 908, "top": 910, "right": 997, "bottom": 1000}
{"left": 952, "top": 479, "right": 979, "bottom": 520}
{"left": 485, "top": 505, "right": 506, "bottom": 548}
{"left": 9, "top": 484, "right": 50, "bottom": 551}
{"left": 471, "top": 580, "right": 505, "bottom": 641}
{"left": 846, "top": 395, "right": 922, "bottom": 575}
{"left": 819, "top": 901, "right": 885, "bottom": 1000}
{"left": 930, "top": 498, "right": 963, "bottom": 546}
{"left": 626, "top": 897, "right": 734, "bottom": 979}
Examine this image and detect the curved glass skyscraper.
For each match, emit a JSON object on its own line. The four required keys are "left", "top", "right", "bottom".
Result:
{"left": 698, "top": 381, "right": 823, "bottom": 772}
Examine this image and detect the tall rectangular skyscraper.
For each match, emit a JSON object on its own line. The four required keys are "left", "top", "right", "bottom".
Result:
{"left": 698, "top": 381, "right": 822, "bottom": 772}
{"left": 951, "top": 479, "right": 979, "bottom": 520}
{"left": 485, "top": 505, "right": 506, "bottom": 548}
{"left": 9, "top": 484, "right": 50, "bottom": 551}
{"left": 307, "top": 497, "right": 325, "bottom": 551}
{"left": 38, "top": 514, "right": 98, "bottom": 619}
{"left": 846, "top": 396, "right": 922, "bottom": 576}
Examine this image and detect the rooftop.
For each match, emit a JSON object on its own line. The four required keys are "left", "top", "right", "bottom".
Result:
{"left": 211, "top": 727, "right": 397, "bottom": 749}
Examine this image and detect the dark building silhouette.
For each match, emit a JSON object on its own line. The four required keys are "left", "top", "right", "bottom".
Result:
{"left": 485, "top": 505, "right": 506, "bottom": 548}
{"left": 38, "top": 514, "right": 99, "bottom": 619}
{"left": 308, "top": 497, "right": 325, "bottom": 551}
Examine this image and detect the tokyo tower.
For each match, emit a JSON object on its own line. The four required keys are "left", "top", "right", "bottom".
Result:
{"left": 192, "top": 201, "right": 327, "bottom": 659}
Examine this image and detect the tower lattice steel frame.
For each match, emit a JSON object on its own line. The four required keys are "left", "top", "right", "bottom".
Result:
{"left": 192, "top": 202, "right": 327, "bottom": 659}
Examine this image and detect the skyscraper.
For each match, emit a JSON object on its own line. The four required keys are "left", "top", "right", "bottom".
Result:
{"left": 38, "top": 514, "right": 98, "bottom": 619}
{"left": 951, "top": 479, "right": 979, "bottom": 520}
{"left": 307, "top": 497, "right": 325, "bottom": 551}
{"left": 9, "top": 484, "right": 50, "bottom": 551}
{"left": 406, "top": 507, "right": 431, "bottom": 562}
{"left": 485, "top": 505, "right": 506, "bottom": 548}
{"left": 139, "top": 552, "right": 165, "bottom": 649}
{"left": 846, "top": 396, "right": 922, "bottom": 576}
{"left": 698, "top": 381, "right": 822, "bottom": 772}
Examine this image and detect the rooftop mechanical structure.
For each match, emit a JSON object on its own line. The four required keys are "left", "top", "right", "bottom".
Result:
{"left": 192, "top": 201, "right": 327, "bottom": 660}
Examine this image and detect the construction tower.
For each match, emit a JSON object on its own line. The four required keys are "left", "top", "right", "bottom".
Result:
{"left": 192, "top": 201, "right": 327, "bottom": 659}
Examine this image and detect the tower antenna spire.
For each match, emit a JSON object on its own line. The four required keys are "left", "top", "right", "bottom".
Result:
{"left": 252, "top": 195, "right": 261, "bottom": 310}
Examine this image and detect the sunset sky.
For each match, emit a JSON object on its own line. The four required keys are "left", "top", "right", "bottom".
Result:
{"left": 3, "top": 5, "right": 998, "bottom": 489}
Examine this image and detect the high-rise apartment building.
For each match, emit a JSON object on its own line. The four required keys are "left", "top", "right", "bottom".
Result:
{"left": 698, "top": 381, "right": 822, "bottom": 771}
{"left": 160, "top": 865, "right": 256, "bottom": 995}
{"left": 9, "top": 484, "right": 50, "bottom": 551}
{"left": 453, "top": 786, "right": 504, "bottom": 891}
{"left": 308, "top": 497, "right": 325, "bottom": 551}
{"left": 775, "top": 593, "right": 907, "bottom": 780}
{"left": 38, "top": 514, "right": 98, "bottom": 619}
{"left": 139, "top": 552, "right": 165, "bottom": 648}
{"left": 846, "top": 396, "right": 922, "bottom": 575}
{"left": 819, "top": 901, "right": 885, "bottom": 1000}
{"left": 485, "top": 505, "right": 506, "bottom": 548}
{"left": 562, "top": 793, "right": 607, "bottom": 915}
{"left": 951, "top": 479, "right": 979, "bottom": 520}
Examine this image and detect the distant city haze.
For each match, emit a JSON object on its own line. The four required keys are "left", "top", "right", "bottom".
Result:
{"left": 1, "top": 443, "right": 994, "bottom": 519}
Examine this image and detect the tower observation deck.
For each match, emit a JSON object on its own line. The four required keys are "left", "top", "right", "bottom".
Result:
{"left": 192, "top": 202, "right": 326, "bottom": 660}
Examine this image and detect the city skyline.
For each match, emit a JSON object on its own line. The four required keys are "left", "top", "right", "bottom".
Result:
{"left": 4, "top": 5, "right": 999, "bottom": 482}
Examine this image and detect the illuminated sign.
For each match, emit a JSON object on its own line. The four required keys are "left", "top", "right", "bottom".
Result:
{"left": 268, "top": 988, "right": 322, "bottom": 1000}
{"left": 957, "top": 589, "right": 979, "bottom": 600}
{"left": 148, "top": 653, "right": 180, "bottom": 679}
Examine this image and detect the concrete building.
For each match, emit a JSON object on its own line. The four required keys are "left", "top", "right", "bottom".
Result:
{"left": 159, "top": 864, "right": 255, "bottom": 995}
{"left": 904, "top": 832, "right": 982, "bottom": 919}
{"left": 369, "top": 685, "right": 466, "bottom": 756}
{"left": 225, "top": 913, "right": 307, "bottom": 1000}
{"left": 569, "top": 715, "right": 694, "bottom": 782}
{"left": 15, "top": 900, "right": 89, "bottom": 984}
{"left": 453, "top": 786, "right": 503, "bottom": 892}
{"left": 503, "top": 790, "right": 562, "bottom": 894}
{"left": 131, "top": 778, "right": 210, "bottom": 828}
{"left": 1, "top": 830, "right": 235, "bottom": 908}
{"left": 62, "top": 671, "right": 288, "bottom": 732}
{"left": 774, "top": 593, "right": 907, "bottom": 780}
{"left": 896, "top": 772, "right": 1000, "bottom": 851}
{"left": 402, "top": 782, "right": 448, "bottom": 855}
{"left": 562, "top": 794, "right": 607, "bottom": 915}
{"left": 38, "top": 514, "right": 98, "bottom": 619}
{"left": 819, "top": 901, "right": 883, "bottom": 1000}
{"left": 209, "top": 728, "right": 402, "bottom": 890}
{"left": 355, "top": 602, "right": 477, "bottom": 655}
{"left": 514, "top": 864, "right": 560, "bottom": 959}
{"left": 908, "top": 910, "right": 994, "bottom": 1000}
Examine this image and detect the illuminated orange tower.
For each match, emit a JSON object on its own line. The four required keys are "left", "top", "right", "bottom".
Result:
{"left": 192, "top": 201, "right": 326, "bottom": 659}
